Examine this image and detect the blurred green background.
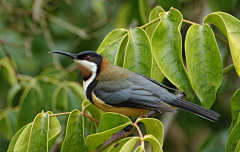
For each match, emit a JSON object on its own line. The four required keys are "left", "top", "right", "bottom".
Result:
{"left": 0, "top": 0, "right": 240, "bottom": 151}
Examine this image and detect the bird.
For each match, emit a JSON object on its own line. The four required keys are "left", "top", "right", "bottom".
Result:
{"left": 50, "top": 51, "right": 220, "bottom": 122}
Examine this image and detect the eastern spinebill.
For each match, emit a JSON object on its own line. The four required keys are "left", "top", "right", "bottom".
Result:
{"left": 50, "top": 51, "right": 220, "bottom": 122}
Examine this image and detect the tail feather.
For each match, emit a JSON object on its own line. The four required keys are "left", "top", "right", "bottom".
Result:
{"left": 170, "top": 98, "right": 221, "bottom": 122}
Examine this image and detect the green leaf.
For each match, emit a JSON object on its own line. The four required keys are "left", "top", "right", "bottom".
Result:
{"left": 86, "top": 113, "right": 132, "bottom": 152}
{"left": 28, "top": 113, "right": 49, "bottom": 152}
{"left": 204, "top": 12, "right": 240, "bottom": 77}
{"left": 235, "top": 139, "right": 240, "bottom": 152}
{"left": 14, "top": 123, "right": 33, "bottom": 152}
{"left": 0, "top": 111, "right": 12, "bottom": 140}
{"left": 226, "top": 121, "right": 240, "bottom": 152}
{"left": 47, "top": 111, "right": 61, "bottom": 150}
{"left": 137, "top": 118, "right": 164, "bottom": 146}
{"left": 7, "top": 124, "right": 27, "bottom": 152}
{"left": 7, "top": 83, "right": 22, "bottom": 108}
{"left": 134, "top": 146, "right": 145, "bottom": 152}
{"left": 97, "top": 113, "right": 132, "bottom": 133}
{"left": 0, "top": 58, "right": 17, "bottom": 86}
{"left": 17, "top": 87, "right": 42, "bottom": 129}
{"left": 144, "top": 135, "right": 162, "bottom": 152}
{"left": 145, "top": 6, "right": 165, "bottom": 40}
{"left": 152, "top": 8, "right": 194, "bottom": 100}
{"left": 61, "top": 110, "right": 87, "bottom": 152}
{"left": 37, "top": 79, "right": 58, "bottom": 111}
{"left": 67, "top": 81, "right": 86, "bottom": 101}
{"left": 145, "top": 6, "right": 165, "bottom": 83}
{"left": 185, "top": 24, "right": 223, "bottom": 108}
{"left": 97, "top": 29, "right": 128, "bottom": 64}
{"left": 151, "top": 56, "right": 165, "bottom": 83}
{"left": 82, "top": 100, "right": 103, "bottom": 121}
{"left": 124, "top": 27, "right": 152, "bottom": 77}
{"left": 107, "top": 137, "right": 132, "bottom": 152}
{"left": 119, "top": 137, "right": 140, "bottom": 152}
{"left": 230, "top": 89, "right": 240, "bottom": 130}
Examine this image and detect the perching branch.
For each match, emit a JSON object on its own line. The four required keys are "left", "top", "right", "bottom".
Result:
{"left": 94, "top": 110, "right": 160, "bottom": 152}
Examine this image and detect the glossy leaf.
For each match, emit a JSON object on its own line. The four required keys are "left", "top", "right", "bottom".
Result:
{"left": 185, "top": 24, "right": 222, "bottom": 108}
{"left": 137, "top": 118, "right": 164, "bottom": 146}
{"left": 145, "top": 6, "right": 165, "bottom": 83}
{"left": 204, "top": 12, "right": 240, "bottom": 77}
{"left": 28, "top": 113, "right": 49, "bottom": 152}
{"left": 107, "top": 137, "right": 132, "bottom": 152}
{"left": 47, "top": 111, "right": 61, "bottom": 149}
{"left": 144, "top": 135, "right": 162, "bottom": 152}
{"left": 230, "top": 89, "right": 240, "bottom": 130}
{"left": 14, "top": 123, "right": 33, "bottom": 152}
{"left": 119, "top": 137, "right": 140, "bottom": 152}
{"left": 7, "top": 124, "right": 27, "bottom": 152}
{"left": 17, "top": 87, "right": 42, "bottom": 129}
{"left": 97, "top": 113, "right": 132, "bottom": 133}
{"left": 124, "top": 27, "right": 152, "bottom": 77}
{"left": 97, "top": 29, "right": 128, "bottom": 64}
{"left": 152, "top": 8, "right": 194, "bottom": 100}
{"left": 145, "top": 6, "right": 165, "bottom": 39}
{"left": 235, "top": 139, "right": 240, "bottom": 152}
{"left": 61, "top": 110, "right": 87, "bottom": 152}
{"left": 226, "top": 121, "right": 240, "bottom": 152}
{"left": 86, "top": 113, "right": 132, "bottom": 152}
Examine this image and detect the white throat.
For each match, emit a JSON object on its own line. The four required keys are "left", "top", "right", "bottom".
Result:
{"left": 75, "top": 60, "right": 97, "bottom": 94}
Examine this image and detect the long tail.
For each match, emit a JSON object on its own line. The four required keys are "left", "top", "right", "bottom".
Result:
{"left": 170, "top": 98, "right": 221, "bottom": 122}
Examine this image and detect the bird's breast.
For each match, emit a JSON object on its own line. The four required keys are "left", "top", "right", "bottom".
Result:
{"left": 91, "top": 93, "right": 149, "bottom": 117}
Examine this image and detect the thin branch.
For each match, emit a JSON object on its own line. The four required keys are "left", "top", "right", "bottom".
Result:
{"left": 214, "top": 33, "right": 228, "bottom": 45}
{"left": 94, "top": 110, "right": 160, "bottom": 152}
{"left": 93, "top": 127, "right": 135, "bottom": 152}
{"left": 140, "top": 17, "right": 161, "bottom": 29}
{"left": 82, "top": 111, "right": 100, "bottom": 124}
{"left": 223, "top": 64, "right": 235, "bottom": 75}
{"left": 182, "top": 19, "right": 200, "bottom": 25}
{"left": 49, "top": 112, "right": 71, "bottom": 117}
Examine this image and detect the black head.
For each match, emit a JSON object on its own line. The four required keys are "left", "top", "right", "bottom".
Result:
{"left": 50, "top": 51, "right": 103, "bottom": 65}
{"left": 49, "top": 51, "right": 103, "bottom": 80}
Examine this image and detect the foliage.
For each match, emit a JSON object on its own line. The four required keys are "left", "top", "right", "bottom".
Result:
{"left": 0, "top": 0, "right": 240, "bottom": 152}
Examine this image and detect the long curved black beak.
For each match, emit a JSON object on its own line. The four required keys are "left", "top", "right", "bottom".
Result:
{"left": 49, "top": 51, "right": 77, "bottom": 59}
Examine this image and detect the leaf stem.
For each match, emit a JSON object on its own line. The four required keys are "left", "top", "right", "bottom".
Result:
{"left": 49, "top": 112, "right": 71, "bottom": 117}
{"left": 182, "top": 19, "right": 229, "bottom": 45}
{"left": 133, "top": 123, "right": 144, "bottom": 147}
{"left": 223, "top": 64, "right": 235, "bottom": 75}
{"left": 49, "top": 111, "right": 100, "bottom": 123}
{"left": 182, "top": 19, "right": 200, "bottom": 25}
{"left": 140, "top": 17, "right": 161, "bottom": 29}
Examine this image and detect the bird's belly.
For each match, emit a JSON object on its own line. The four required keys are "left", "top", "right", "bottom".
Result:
{"left": 91, "top": 93, "right": 149, "bottom": 117}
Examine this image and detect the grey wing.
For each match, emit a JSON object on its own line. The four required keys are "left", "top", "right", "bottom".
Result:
{"left": 94, "top": 80, "right": 176, "bottom": 112}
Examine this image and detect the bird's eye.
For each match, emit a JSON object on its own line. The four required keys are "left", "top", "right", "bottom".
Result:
{"left": 86, "top": 56, "right": 91, "bottom": 60}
